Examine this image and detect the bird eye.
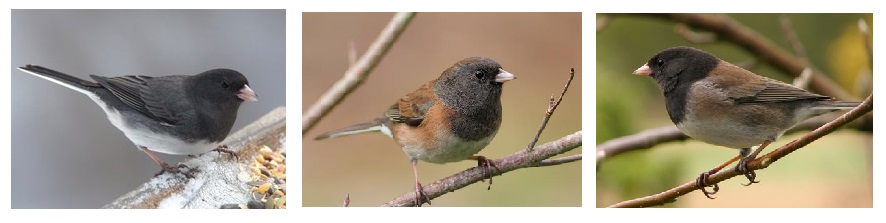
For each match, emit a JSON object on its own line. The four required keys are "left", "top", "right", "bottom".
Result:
{"left": 474, "top": 70, "right": 483, "bottom": 79}
{"left": 221, "top": 82, "right": 230, "bottom": 89}
{"left": 656, "top": 59, "right": 665, "bottom": 67}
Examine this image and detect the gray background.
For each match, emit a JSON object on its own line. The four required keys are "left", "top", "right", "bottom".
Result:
{"left": 11, "top": 9, "right": 285, "bottom": 208}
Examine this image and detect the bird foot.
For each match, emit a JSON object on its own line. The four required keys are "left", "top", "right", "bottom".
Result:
{"left": 413, "top": 182, "right": 431, "bottom": 207}
{"left": 474, "top": 156, "right": 500, "bottom": 190}
{"left": 155, "top": 163, "right": 195, "bottom": 178}
{"left": 212, "top": 145, "right": 239, "bottom": 161}
{"left": 736, "top": 156, "right": 760, "bottom": 186}
{"left": 695, "top": 171, "right": 720, "bottom": 199}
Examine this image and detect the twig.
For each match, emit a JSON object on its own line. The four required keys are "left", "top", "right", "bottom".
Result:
{"left": 735, "top": 58, "right": 758, "bottom": 70}
{"left": 792, "top": 68, "right": 813, "bottom": 89}
{"left": 607, "top": 94, "right": 872, "bottom": 208}
{"left": 526, "top": 68, "right": 574, "bottom": 151}
{"left": 596, "top": 126, "right": 688, "bottom": 168}
{"left": 675, "top": 23, "right": 716, "bottom": 43}
{"left": 642, "top": 13, "right": 856, "bottom": 101}
{"left": 780, "top": 16, "right": 809, "bottom": 65}
{"left": 533, "top": 154, "right": 582, "bottom": 167}
{"left": 347, "top": 40, "right": 357, "bottom": 67}
{"left": 302, "top": 12, "right": 417, "bottom": 135}
{"left": 381, "top": 131, "right": 582, "bottom": 207}
{"left": 779, "top": 16, "right": 814, "bottom": 89}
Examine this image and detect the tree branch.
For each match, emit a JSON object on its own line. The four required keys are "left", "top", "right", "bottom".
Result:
{"left": 526, "top": 68, "right": 574, "bottom": 151}
{"left": 533, "top": 154, "right": 582, "bottom": 167}
{"left": 607, "top": 94, "right": 872, "bottom": 208}
{"left": 302, "top": 12, "right": 417, "bottom": 135}
{"left": 382, "top": 131, "right": 582, "bottom": 207}
{"left": 674, "top": 23, "right": 716, "bottom": 43}
{"left": 640, "top": 13, "right": 856, "bottom": 101}
{"left": 596, "top": 111, "right": 871, "bottom": 167}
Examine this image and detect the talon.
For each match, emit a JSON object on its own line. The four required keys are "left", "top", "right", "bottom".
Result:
{"left": 695, "top": 172, "right": 719, "bottom": 199}
{"left": 413, "top": 183, "right": 430, "bottom": 207}
{"left": 475, "top": 156, "right": 499, "bottom": 190}
{"left": 736, "top": 156, "right": 760, "bottom": 186}
{"left": 154, "top": 163, "right": 194, "bottom": 178}
{"left": 212, "top": 145, "right": 239, "bottom": 161}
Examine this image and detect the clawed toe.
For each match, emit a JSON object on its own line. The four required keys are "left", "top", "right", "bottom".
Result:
{"left": 475, "top": 156, "right": 500, "bottom": 190}
{"left": 413, "top": 183, "right": 430, "bottom": 207}
{"left": 212, "top": 145, "right": 239, "bottom": 161}
{"left": 736, "top": 157, "right": 760, "bottom": 186}
{"left": 155, "top": 163, "right": 195, "bottom": 178}
{"left": 695, "top": 172, "right": 719, "bottom": 199}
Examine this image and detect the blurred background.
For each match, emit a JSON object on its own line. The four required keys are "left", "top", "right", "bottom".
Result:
{"left": 596, "top": 13, "right": 872, "bottom": 207}
{"left": 303, "top": 12, "right": 582, "bottom": 206}
{"left": 11, "top": 10, "right": 285, "bottom": 208}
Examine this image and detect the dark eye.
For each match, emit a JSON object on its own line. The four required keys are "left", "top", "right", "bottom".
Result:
{"left": 221, "top": 82, "right": 230, "bottom": 89}
{"left": 474, "top": 70, "right": 483, "bottom": 79}
{"left": 656, "top": 59, "right": 665, "bottom": 67}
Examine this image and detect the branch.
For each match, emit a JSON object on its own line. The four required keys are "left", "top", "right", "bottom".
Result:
{"left": 595, "top": 126, "right": 689, "bottom": 167}
{"left": 674, "top": 23, "right": 716, "bottom": 43}
{"left": 533, "top": 154, "right": 582, "bottom": 167}
{"left": 382, "top": 131, "right": 582, "bottom": 207}
{"left": 641, "top": 13, "right": 856, "bottom": 101}
{"left": 104, "top": 107, "right": 286, "bottom": 209}
{"left": 779, "top": 16, "right": 809, "bottom": 65}
{"left": 608, "top": 94, "right": 873, "bottom": 208}
{"left": 596, "top": 111, "right": 871, "bottom": 167}
{"left": 302, "top": 12, "right": 417, "bottom": 135}
{"left": 526, "top": 68, "right": 574, "bottom": 151}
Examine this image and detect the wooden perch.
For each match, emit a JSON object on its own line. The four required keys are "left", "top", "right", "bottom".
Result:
{"left": 103, "top": 107, "right": 286, "bottom": 209}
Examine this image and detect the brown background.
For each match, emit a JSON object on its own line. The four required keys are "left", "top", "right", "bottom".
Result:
{"left": 302, "top": 12, "right": 582, "bottom": 206}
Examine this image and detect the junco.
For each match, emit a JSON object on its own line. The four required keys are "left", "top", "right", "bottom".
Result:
{"left": 633, "top": 46, "right": 860, "bottom": 198}
{"left": 314, "top": 57, "right": 516, "bottom": 206}
{"left": 18, "top": 65, "right": 258, "bottom": 178}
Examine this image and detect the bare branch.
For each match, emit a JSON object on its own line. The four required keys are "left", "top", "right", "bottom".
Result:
{"left": 302, "top": 12, "right": 417, "bottom": 135}
{"left": 533, "top": 154, "right": 582, "bottom": 167}
{"left": 382, "top": 131, "right": 582, "bottom": 207}
{"left": 347, "top": 40, "right": 357, "bottom": 67}
{"left": 608, "top": 94, "right": 872, "bottom": 208}
{"left": 526, "top": 68, "right": 574, "bottom": 151}
{"left": 780, "top": 16, "right": 809, "bottom": 65}
{"left": 596, "top": 126, "right": 688, "bottom": 168}
{"left": 596, "top": 111, "right": 871, "bottom": 168}
{"left": 675, "top": 23, "right": 716, "bottom": 43}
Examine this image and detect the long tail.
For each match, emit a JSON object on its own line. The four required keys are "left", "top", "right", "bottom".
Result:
{"left": 18, "top": 65, "right": 101, "bottom": 95}
{"left": 314, "top": 118, "right": 389, "bottom": 140}
{"left": 813, "top": 100, "right": 861, "bottom": 110}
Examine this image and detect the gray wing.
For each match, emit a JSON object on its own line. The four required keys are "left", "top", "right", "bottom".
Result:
{"left": 90, "top": 75, "right": 181, "bottom": 125}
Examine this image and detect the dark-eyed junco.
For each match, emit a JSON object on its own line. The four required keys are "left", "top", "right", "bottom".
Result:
{"left": 18, "top": 65, "right": 257, "bottom": 178}
{"left": 314, "top": 57, "right": 516, "bottom": 206}
{"left": 633, "top": 46, "right": 860, "bottom": 198}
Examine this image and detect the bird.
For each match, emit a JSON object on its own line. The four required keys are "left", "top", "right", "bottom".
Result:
{"left": 314, "top": 57, "right": 516, "bottom": 206}
{"left": 18, "top": 65, "right": 258, "bottom": 178}
{"left": 633, "top": 46, "right": 860, "bottom": 199}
